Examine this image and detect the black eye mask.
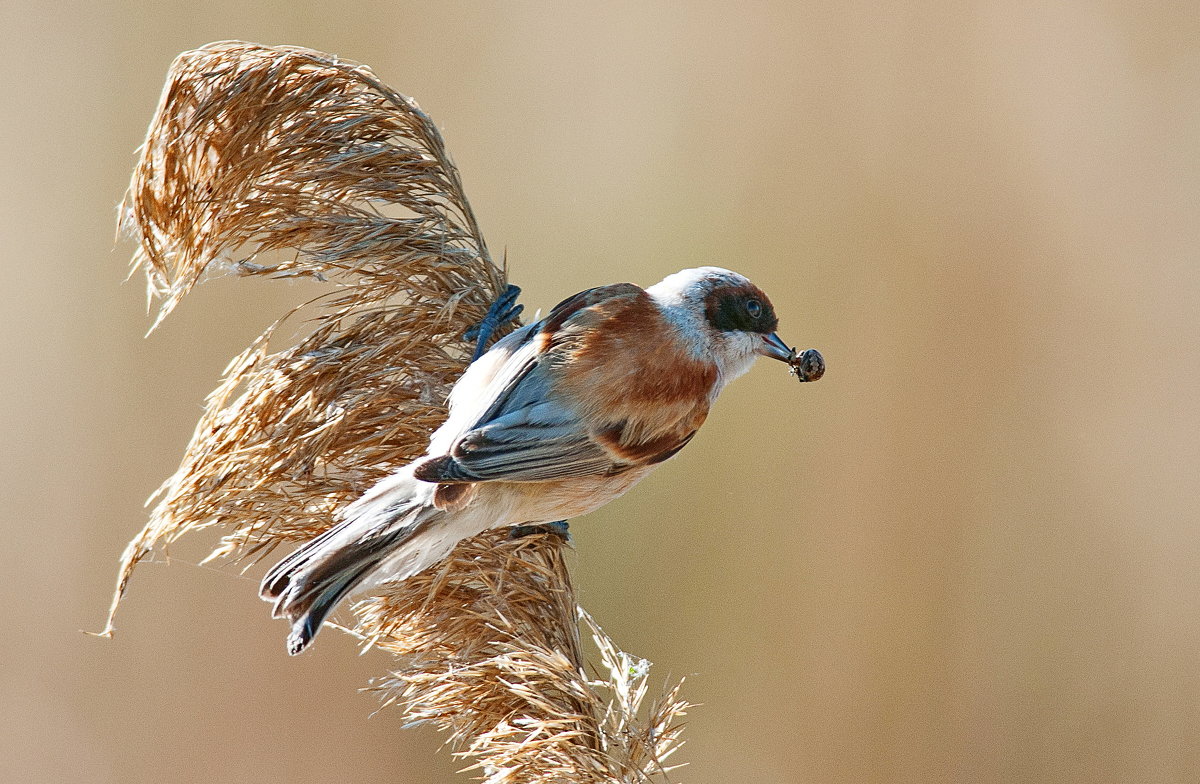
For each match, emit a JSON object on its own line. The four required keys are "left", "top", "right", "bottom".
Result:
{"left": 704, "top": 289, "right": 778, "bottom": 334}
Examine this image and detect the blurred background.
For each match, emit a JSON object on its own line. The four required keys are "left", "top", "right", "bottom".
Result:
{"left": 3, "top": 1, "right": 1198, "bottom": 782}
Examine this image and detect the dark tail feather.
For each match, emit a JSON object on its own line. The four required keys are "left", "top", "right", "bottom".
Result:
{"left": 260, "top": 468, "right": 443, "bottom": 655}
{"left": 262, "top": 509, "right": 436, "bottom": 655}
{"left": 282, "top": 558, "right": 380, "bottom": 655}
{"left": 260, "top": 521, "right": 348, "bottom": 601}
{"left": 269, "top": 533, "right": 405, "bottom": 655}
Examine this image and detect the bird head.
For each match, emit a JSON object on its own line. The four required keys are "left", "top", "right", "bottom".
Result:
{"left": 646, "top": 266, "right": 797, "bottom": 386}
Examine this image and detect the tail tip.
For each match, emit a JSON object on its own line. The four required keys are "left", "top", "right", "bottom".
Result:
{"left": 286, "top": 621, "right": 316, "bottom": 656}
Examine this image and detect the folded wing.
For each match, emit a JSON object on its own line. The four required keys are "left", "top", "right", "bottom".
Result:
{"left": 417, "top": 283, "right": 706, "bottom": 484}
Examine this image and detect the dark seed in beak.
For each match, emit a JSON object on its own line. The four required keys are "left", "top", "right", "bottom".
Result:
{"left": 789, "top": 348, "right": 825, "bottom": 383}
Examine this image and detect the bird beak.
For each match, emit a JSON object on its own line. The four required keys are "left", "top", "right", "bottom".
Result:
{"left": 756, "top": 332, "right": 795, "bottom": 363}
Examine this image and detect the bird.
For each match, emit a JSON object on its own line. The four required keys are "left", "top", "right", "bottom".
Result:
{"left": 261, "top": 266, "right": 808, "bottom": 654}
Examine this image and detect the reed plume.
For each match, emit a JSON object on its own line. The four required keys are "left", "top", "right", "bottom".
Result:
{"left": 103, "top": 41, "right": 688, "bottom": 782}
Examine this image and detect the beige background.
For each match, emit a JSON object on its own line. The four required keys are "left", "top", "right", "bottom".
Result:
{"left": 4, "top": 2, "right": 1199, "bottom": 782}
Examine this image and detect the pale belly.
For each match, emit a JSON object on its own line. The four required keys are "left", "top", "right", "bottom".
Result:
{"left": 486, "top": 466, "right": 657, "bottom": 527}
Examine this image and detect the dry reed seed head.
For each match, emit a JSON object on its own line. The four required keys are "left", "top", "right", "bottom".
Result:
{"left": 108, "top": 40, "right": 690, "bottom": 783}
{"left": 361, "top": 530, "right": 690, "bottom": 783}
{"left": 108, "top": 40, "right": 509, "bottom": 608}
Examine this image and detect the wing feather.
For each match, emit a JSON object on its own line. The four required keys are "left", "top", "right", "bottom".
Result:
{"left": 418, "top": 283, "right": 669, "bottom": 483}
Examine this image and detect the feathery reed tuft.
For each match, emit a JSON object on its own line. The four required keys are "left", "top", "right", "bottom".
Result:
{"left": 105, "top": 41, "right": 688, "bottom": 782}
{"left": 362, "top": 530, "right": 689, "bottom": 782}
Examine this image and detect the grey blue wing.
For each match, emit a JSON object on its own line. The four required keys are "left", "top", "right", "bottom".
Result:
{"left": 415, "top": 398, "right": 622, "bottom": 482}
{"left": 417, "top": 284, "right": 650, "bottom": 484}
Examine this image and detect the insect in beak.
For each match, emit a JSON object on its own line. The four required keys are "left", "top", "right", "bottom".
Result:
{"left": 789, "top": 348, "right": 825, "bottom": 383}
{"left": 756, "top": 333, "right": 825, "bottom": 383}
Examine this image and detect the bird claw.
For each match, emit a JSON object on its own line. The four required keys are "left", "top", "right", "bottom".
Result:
{"left": 508, "top": 520, "right": 571, "bottom": 542}
{"left": 465, "top": 284, "right": 524, "bottom": 361}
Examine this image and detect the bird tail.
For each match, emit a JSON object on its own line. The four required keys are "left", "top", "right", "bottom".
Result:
{"left": 260, "top": 469, "right": 449, "bottom": 655}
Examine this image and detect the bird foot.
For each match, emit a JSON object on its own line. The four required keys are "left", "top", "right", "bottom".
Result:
{"left": 508, "top": 520, "right": 571, "bottom": 542}
{"left": 464, "top": 284, "right": 524, "bottom": 361}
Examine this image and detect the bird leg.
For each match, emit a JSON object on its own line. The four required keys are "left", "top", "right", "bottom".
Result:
{"left": 464, "top": 284, "right": 524, "bottom": 361}
{"left": 508, "top": 521, "right": 571, "bottom": 542}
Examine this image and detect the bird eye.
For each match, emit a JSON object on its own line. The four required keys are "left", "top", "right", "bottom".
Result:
{"left": 745, "top": 299, "right": 762, "bottom": 318}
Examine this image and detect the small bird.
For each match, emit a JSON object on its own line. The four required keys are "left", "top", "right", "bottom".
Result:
{"left": 262, "top": 266, "right": 811, "bottom": 654}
